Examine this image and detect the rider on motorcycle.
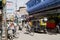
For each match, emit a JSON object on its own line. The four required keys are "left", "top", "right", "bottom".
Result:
{"left": 7, "top": 21, "right": 17, "bottom": 37}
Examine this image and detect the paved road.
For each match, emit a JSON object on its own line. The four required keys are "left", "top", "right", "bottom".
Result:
{"left": 14, "top": 28, "right": 60, "bottom": 40}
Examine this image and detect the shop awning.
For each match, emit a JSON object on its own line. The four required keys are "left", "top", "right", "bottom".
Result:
{"left": 26, "top": 0, "right": 60, "bottom": 15}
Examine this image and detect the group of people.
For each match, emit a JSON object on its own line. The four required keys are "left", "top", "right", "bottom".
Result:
{"left": 23, "top": 19, "right": 46, "bottom": 33}
{"left": 7, "top": 17, "right": 60, "bottom": 37}
{"left": 24, "top": 17, "right": 60, "bottom": 33}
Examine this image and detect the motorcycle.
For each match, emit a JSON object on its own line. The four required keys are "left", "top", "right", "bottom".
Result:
{"left": 7, "top": 29, "right": 14, "bottom": 40}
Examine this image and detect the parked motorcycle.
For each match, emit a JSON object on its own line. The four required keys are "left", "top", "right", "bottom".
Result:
{"left": 7, "top": 30, "right": 13, "bottom": 40}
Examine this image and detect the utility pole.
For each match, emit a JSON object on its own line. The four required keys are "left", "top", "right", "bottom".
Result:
{"left": 2, "top": 0, "right": 8, "bottom": 40}
{"left": 3, "top": 6, "right": 7, "bottom": 40}
{"left": 15, "top": 0, "right": 18, "bottom": 24}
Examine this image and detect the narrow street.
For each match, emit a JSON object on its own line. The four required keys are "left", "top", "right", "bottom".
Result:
{"left": 1, "top": 0, "right": 60, "bottom": 40}
{"left": 13, "top": 28, "right": 60, "bottom": 40}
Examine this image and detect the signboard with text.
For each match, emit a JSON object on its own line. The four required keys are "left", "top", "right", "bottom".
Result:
{"left": 6, "top": 0, "right": 15, "bottom": 14}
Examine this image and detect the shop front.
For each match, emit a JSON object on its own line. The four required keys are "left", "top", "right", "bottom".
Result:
{"left": 26, "top": 0, "right": 60, "bottom": 33}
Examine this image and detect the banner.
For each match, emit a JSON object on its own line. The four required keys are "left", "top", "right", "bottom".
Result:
{"left": 6, "top": 0, "right": 15, "bottom": 14}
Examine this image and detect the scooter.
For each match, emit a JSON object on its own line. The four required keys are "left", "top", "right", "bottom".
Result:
{"left": 7, "top": 30, "right": 13, "bottom": 40}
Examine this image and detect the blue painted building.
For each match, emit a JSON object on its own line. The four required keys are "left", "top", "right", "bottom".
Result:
{"left": 26, "top": 0, "right": 60, "bottom": 15}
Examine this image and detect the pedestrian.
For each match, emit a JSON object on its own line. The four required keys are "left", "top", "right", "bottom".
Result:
{"left": 8, "top": 21, "right": 17, "bottom": 37}
{"left": 24, "top": 20, "right": 31, "bottom": 34}
{"left": 40, "top": 19, "right": 47, "bottom": 33}
{"left": 28, "top": 20, "right": 32, "bottom": 32}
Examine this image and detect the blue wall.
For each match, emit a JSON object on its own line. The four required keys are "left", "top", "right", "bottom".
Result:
{"left": 26, "top": 0, "right": 60, "bottom": 14}
{"left": 26, "top": 0, "right": 36, "bottom": 9}
{"left": 26, "top": 0, "right": 41, "bottom": 8}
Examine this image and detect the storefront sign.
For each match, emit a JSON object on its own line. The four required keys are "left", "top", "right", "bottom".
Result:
{"left": 6, "top": 0, "right": 15, "bottom": 14}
